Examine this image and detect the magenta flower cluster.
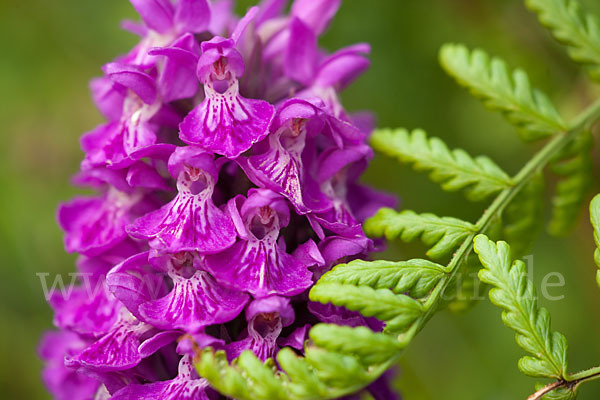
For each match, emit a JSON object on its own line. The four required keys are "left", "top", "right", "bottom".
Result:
{"left": 39, "top": 1, "right": 396, "bottom": 399}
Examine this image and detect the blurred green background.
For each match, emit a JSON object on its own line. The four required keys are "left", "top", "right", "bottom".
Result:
{"left": 2, "top": 0, "right": 600, "bottom": 399}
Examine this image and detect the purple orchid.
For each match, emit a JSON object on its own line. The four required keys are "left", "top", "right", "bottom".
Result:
{"left": 111, "top": 355, "right": 211, "bottom": 400}
{"left": 179, "top": 9, "right": 275, "bottom": 158}
{"left": 81, "top": 66, "right": 163, "bottom": 170}
{"left": 136, "top": 252, "right": 249, "bottom": 332}
{"left": 243, "top": 98, "right": 331, "bottom": 214}
{"left": 150, "top": 33, "right": 202, "bottom": 102}
{"left": 127, "top": 146, "right": 237, "bottom": 253}
{"left": 124, "top": 0, "right": 211, "bottom": 68}
{"left": 49, "top": 279, "right": 119, "bottom": 338}
{"left": 204, "top": 188, "right": 317, "bottom": 297}
{"left": 226, "top": 295, "right": 295, "bottom": 361}
{"left": 58, "top": 187, "right": 155, "bottom": 257}
{"left": 38, "top": 331, "right": 101, "bottom": 400}
{"left": 42, "top": 0, "right": 396, "bottom": 398}
{"left": 65, "top": 307, "right": 177, "bottom": 372}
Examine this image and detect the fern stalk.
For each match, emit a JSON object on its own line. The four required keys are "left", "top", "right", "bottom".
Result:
{"left": 399, "top": 97, "right": 600, "bottom": 343}
{"left": 528, "top": 365, "right": 600, "bottom": 399}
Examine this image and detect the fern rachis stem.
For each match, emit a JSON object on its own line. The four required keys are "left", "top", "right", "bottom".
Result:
{"left": 527, "top": 365, "right": 600, "bottom": 400}
{"left": 568, "top": 365, "right": 600, "bottom": 381}
{"left": 526, "top": 379, "right": 566, "bottom": 400}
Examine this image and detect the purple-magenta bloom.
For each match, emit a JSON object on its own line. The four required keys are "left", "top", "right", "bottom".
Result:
{"left": 226, "top": 295, "right": 295, "bottom": 361}
{"left": 42, "top": 1, "right": 396, "bottom": 398}
{"left": 127, "top": 147, "right": 237, "bottom": 253}
{"left": 58, "top": 188, "right": 154, "bottom": 256}
{"left": 65, "top": 307, "right": 175, "bottom": 372}
{"left": 150, "top": 33, "right": 201, "bottom": 102}
{"left": 81, "top": 73, "right": 161, "bottom": 170}
{"left": 203, "top": 188, "right": 317, "bottom": 297}
{"left": 179, "top": 15, "right": 276, "bottom": 158}
{"left": 49, "top": 279, "right": 119, "bottom": 338}
{"left": 244, "top": 98, "right": 331, "bottom": 214}
{"left": 39, "top": 331, "right": 101, "bottom": 400}
{"left": 136, "top": 252, "right": 249, "bottom": 332}
{"left": 111, "top": 355, "right": 211, "bottom": 400}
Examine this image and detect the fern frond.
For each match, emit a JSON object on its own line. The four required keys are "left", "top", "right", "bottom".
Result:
{"left": 236, "top": 353, "right": 288, "bottom": 399}
{"left": 196, "top": 341, "right": 394, "bottom": 400}
{"left": 473, "top": 235, "right": 568, "bottom": 378}
{"left": 277, "top": 348, "right": 330, "bottom": 399}
{"left": 371, "top": 128, "right": 513, "bottom": 201}
{"left": 364, "top": 208, "right": 477, "bottom": 259}
{"left": 309, "top": 283, "right": 424, "bottom": 334}
{"left": 503, "top": 172, "right": 545, "bottom": 257}
{"left": 196, "top": 349, "right": 254, "bottom": 399}
{"left": 439, "top": 43, "right": 567, "bottom": 140}
{"left": 548, "top": 131, "right": 594, "bottom": 236}
{"left": 309, "top": 324, "right": 403, "bottom": 365}
{"left": 301, "top": 346, "right": 371, "bottom": 388}
{"left": 318, "top": 258, "right": 447, "bottom": 298}
{"left": 526, "top": 0, "right": 600, "bottom": 81}
{"left": 589, "top": 194, "right": 600, "bottom": 286}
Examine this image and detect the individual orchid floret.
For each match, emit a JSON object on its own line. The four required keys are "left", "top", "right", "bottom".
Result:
{"left": 130, "top": 0, "right": 211, "bottom": 35}
{"left": 149, "top": 33, "right": 202, "bottom": 103}
{"left": 75, "top": 238, "right": 143, "bottom": 279}
{"left": 90, "top": 76, "right": 126, "bottom": 121}
{"left": 58, "top": 187, "right": 153, "bottom": 257}
{"left": 204, "top": 188, "right": 317, "bottom": 297}
{"left": 39, "top": 331, "right": 101, "bottom": 400}
{"left": 179, "top": 8, "right": 275, "bottom": 158}
{"left": 66, "top": 308, "right": 178, "bottom": 372}
{"left": 317, "top": 234, "right": 373, "bottom": 267}
{"left": 126, "top": 160, "right": 173, "bottom": 191}
{"left": 49, "top": 279, "right": 119, "bottom": 339}
{"left": 297, "top": 43, "right": 371, "bottom": 121}
{"left": 280, "top": 12, "right": 371, "bottom": 117}
{"left": 308, "top": 145, "right": 373, "bottom": 238}
{"left": 127, "top": 146, "right": 236, "bottom": 253}
{"left": 244, "top": 98, "right": 330, "bottom": 214}
{"left": 176, "top": 332, "right": 225, "bottom": 358}
{"left": 310, "top": 43, "right": 371, "bottom": 93}
{"left": 290, "top": 0, "right": 341, "bottom": 36}
{"left": 132, "top": 251, "right": 248, "bottom": 332}
{"left": 106, "top": 251, "right": 171, "bottom": 320}
{"left": 111, "top": 355, "right": 211, "bottom": 400}
{"left": 258, "top": 0, "right": 367, "bottom": 108}
{"left": 125, "top": 0, "right": 211, "bottom": 67}
{"left": 81, "top": 65, "right": 162, "bottom": 170}
{"left": 259, "top": 0, "right": 340, "bottom": 73}
{"left": 73, "top": 157, "right": 171, "bottom": 194}
{"left": 226, "top": 295, "right": 295, "bottom": 361}
{"left": 276, "top": 0, "right": 370, "bottom": 91}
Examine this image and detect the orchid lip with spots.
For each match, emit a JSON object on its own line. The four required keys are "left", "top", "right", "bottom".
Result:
{"left": 40, "top": 1, "right": 398, "bottom": 399}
